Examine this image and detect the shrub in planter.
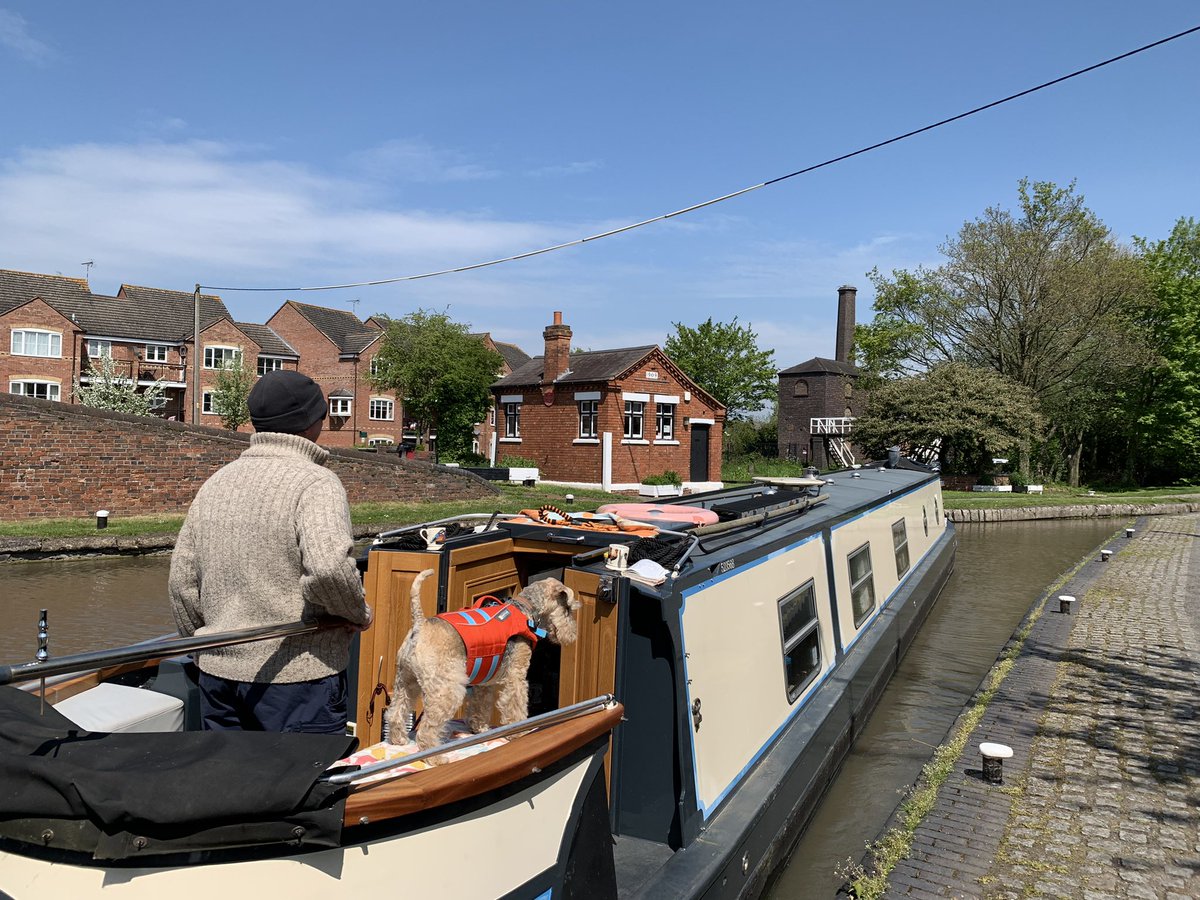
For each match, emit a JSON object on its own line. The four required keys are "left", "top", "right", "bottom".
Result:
{"left": 500, "top": 454, "right": 538, "bottom": 468}
{"left": 642, "top": 470, "right": 682, "bottom": 486}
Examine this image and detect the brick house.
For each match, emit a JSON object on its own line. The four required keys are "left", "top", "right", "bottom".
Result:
{"left": 470, "top": 332, "right": 531, "bottom": 457}
{"left": 265, "top": 300, "right": 403, "bottom": 448}
{"left": 776, "top": 285, "right": 861, "bottom": 469}
{"left": 1, "top": 269, "right": 402, "bottom": 448}
{"left": 491, "top": 312, "right": 725, "bottom": 490}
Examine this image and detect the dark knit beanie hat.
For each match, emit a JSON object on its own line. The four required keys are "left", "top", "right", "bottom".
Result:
{"left": 248, "top": 370, "right": 327, "bottom": 434}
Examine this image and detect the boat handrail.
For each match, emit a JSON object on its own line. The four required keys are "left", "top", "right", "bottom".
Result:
{"left": 373, "top": 512, "right": 516, "bottom": 542}
{"left": 325, "top": 693, "right": 618, "bottom": 786}
{"left": 0, "top": 620, "right": 328, "bottom": 686}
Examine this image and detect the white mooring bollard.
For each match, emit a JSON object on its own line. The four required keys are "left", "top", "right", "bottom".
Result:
{"left": 1058, "top": 594, "right": 1077, "bottom": 614}
{"left": 980, "top": 742, "right": 1013, "bottom": 784}
{"left": 1126, "top": 527, "right": 1135, "bottom": 538}
{"left": 1101, "top": 549, "right": 1113, "bottom": 562}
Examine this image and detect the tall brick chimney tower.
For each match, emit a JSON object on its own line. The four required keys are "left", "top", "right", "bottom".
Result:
{"left": 835, "top": 285, "right": 857, "bottom": 364}
{"left": 542, "top": 311, "right": 572, "bottom": 388}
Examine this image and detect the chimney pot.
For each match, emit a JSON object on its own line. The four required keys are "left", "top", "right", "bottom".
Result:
{"left": 553, "top": 311, "right": 562, "bottom": 325}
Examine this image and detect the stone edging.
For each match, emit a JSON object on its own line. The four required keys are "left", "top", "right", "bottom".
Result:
{"left": 946, "top": 501, "right": 1200, "bottom": 524}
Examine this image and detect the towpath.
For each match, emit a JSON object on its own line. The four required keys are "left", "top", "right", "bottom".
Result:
{"left": 881, "top": 513, "right": 1200, "bottom": 899}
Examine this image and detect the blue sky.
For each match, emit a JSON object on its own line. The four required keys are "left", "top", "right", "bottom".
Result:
{"left": 2, "top": 3, "right": 1197, "bottom": 372}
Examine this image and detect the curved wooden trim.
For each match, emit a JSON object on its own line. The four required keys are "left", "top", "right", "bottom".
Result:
{"left": 343, "top": 703, "right": 623, "bottom": 824}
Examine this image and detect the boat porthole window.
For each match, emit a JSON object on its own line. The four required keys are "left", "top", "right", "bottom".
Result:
{"left": 892, "top": 519, "right": 910, "bottom": 579}
{"left": 848, "top": 543, "right": 876, "bottom": 627}
{"left": 778, "top": 579, "right": 821, "bottom": 703}
{"left": 934, "top": 496, "right": 940, "bottom": 522}
{"left": 923, "top": 506, "right": 929, "bottom": 537}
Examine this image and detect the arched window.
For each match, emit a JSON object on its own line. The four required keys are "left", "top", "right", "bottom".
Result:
{"left": 793, "top": 379, "right": 809, "bottom": 398}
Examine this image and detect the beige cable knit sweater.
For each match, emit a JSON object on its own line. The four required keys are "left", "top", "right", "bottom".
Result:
{"left": 168, "top": 432, "right": 370, "bottom": 683}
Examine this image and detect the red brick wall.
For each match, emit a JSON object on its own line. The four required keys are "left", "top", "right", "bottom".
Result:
{"left": 0, "top": 393, "right": 495, "bottom": 521}
{"left": 190, "top": 320, "right": 263, "bottom": 431}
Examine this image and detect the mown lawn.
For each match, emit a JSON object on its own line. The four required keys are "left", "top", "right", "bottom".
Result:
{"left": 942, "top": 484, "right": 1200, "bottom": 510}
{"left": 0, "top": 483, "right": 628, "bottom": 540}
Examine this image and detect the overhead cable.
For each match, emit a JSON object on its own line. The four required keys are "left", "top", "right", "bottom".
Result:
{"left": 201, "top": 23, "right": 1200, "bottom": 294}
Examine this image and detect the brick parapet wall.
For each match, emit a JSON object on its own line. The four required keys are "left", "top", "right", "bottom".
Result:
{"left": 0, "top": 393, "right": 495, "bottom": 521}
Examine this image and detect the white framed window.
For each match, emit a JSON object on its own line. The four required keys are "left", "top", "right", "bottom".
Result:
{"left": 201, "top": 391, "right": 214, "bottom": 414}
{"left": 11, "top": 329, "right": 61, "bottom": 358}
{"left": 10, "top": 380, "right": 60, "bottom": 401}
{"left": 257, "top": 356, "right": 284, "bottom": 375}
{"left": 149, "top": 395, "right": 168, "bottom": 410}
{"left": 86, "top": 339, "right": 112, "bottom": 358}
{"left": 624, "top": 400, "right": 644, "bottom": 440}
{"left": 848, "top": 543, "right": 876, "bottom": 627}
{"left": 893, "top": 519, "right": 911, "bottom": 578}
{"left": 489, "top": 405, "right": 496, "bottom": 426}
{"left": 579, "top": 399, "right": 598, "bottom": 438}
{"left": 655, "top": 403, "right": 674, "bottom": 440}
{"left": 144, "top": 344, "right": 170, "bottom": 363}
{"left": 368, "top": 436, "right": 394, "bottom": 447}
{"left": 329, "top": 397, "right": 352, "bottom": 417}
{"left": 778, "top": 579, "right": 821, "bottom": 702}
{"left": 204, "top": 346, "right": 242, "bottom": 369}
{"left": 369, "top": 398, "right": 394, "bottom": 420}
{"left": 504, "top": 402, "right": 521, "bottom": 438}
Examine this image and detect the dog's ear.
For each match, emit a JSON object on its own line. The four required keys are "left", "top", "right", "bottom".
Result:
{"left": 556, "top": 583, "right": 580, "bottom": 611}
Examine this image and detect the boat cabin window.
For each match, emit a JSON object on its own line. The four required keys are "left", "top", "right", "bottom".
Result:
{"left": 923, "top": 506, "right": 929, "bottom": 537}
{"left": 778, "top": 579, "right": 821, "bottom": 702}
{"left": 892, "top": 519, "right": 910, "bottom": 578}
{"left": 848, "top": 543, "right": 876, "bottom": 627}
{"left": 934, "top": 496, "right": 940, "bottom": 522}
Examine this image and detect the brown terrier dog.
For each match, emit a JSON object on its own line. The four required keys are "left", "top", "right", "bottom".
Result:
{"left": 384, "top": 569, "right": 580, "bottom": 753}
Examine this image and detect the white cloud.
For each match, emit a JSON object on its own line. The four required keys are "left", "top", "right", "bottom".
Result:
{"left": 349, "top": 138, "right": 497, "bottom": 183}
{"left": 0, "top": 9, "right": 52, "bottom": 64}
{"left": 527, "top": 160, "right": 603, "bottom": 178}
{"left": 0, "top": 140, "right": 561, "bottom": 299}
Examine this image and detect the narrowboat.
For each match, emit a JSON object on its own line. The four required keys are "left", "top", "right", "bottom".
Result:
{"left": 0, "top": 455, "right": 954, "bottom": 898}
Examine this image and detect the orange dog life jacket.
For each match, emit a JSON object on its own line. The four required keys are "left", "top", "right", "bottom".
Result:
{"left": 437, "top": 596, "right": 545, "bottom": 686}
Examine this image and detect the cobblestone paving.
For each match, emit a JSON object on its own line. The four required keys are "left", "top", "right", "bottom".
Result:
{"left": 884, "top": 515, "right": 1200, "bottom": 899}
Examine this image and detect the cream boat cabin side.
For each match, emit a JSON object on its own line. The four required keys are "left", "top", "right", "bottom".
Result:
{"left": 0, "top": 456, "right": 954, "bottom": 899}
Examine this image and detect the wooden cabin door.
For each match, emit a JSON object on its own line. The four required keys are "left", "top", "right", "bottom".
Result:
{"left": 354, "top": 551, "right": 440, "bottom": 745}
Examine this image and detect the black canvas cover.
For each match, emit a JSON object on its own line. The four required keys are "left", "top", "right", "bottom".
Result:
{"left": 0, "top": 686, "right": 354, "bottom": 861}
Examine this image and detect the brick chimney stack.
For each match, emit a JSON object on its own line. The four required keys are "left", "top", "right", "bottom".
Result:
{"left": 542, "top": 310, "right": 572, "bottom": 387}
{"left": 835, "top": 285, "right": 857, "bottom": 364}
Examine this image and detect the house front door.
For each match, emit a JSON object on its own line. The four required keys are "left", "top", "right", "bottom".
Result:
{"left": 689, "top": 425, "right": 710, "bottom": 482}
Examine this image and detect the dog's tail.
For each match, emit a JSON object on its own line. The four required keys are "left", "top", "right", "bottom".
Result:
{"left": 409, "top": 568, "right": 435, "bottom": 636}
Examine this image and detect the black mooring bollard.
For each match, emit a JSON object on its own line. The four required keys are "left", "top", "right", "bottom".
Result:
{"left": 96, "top": 509, "right": 110, "bottom": 529}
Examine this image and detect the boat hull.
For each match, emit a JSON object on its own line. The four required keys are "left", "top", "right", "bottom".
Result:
{"left": 0, "top": 738, "right": 615, "bottom": 899}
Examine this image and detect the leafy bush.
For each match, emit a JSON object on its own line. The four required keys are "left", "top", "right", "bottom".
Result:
{"left": 499, "top": 454, "right": 538, "bottom": 468}
{"left": 439, "top": 450, "right": 490, "bottom": 466}
{"left": 641, "top": 470, "right": 682, "bottom": 486}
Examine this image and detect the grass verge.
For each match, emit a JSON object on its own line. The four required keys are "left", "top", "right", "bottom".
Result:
{"left": 0, "top": 482, "right": 627, "bottom": 540}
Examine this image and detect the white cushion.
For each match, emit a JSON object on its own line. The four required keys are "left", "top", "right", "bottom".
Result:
{"left": 55, "top": 682, "right": 185, "bottom": 733}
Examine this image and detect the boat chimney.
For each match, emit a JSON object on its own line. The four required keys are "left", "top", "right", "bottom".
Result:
{"left": 542, "top": 311, "right": 572, "bottom": 390}
{"left": 835, "top": 285, "right": 857, "bottom": 363}
{"left": 886, "top": 446, "right": 900, "bottom": 469}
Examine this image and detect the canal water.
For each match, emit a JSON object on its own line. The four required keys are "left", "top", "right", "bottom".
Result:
{"left": 0, "top": 518, "right": 1121, "bottom": 894}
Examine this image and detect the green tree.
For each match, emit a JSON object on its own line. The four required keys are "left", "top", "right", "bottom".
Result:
{"left": 73, "top": 355, "right": 165, "bottom": 417}
{"left": 857, "top": 180, "right": 1143, "bottom": 484}
{"left": 211, "top": 359, "right": 255, "bottom": 431}
{"left": 664, "top": 317, "right": 775, "bottom": 418}
{"left": 1124, "top": 218, "right": 1200, "bottom": 482}
{"left": 372, "top": 309, "right": 504, "bottom": 458}
{"left": 852, "top": 363, "right": 1044, "bottom": 475}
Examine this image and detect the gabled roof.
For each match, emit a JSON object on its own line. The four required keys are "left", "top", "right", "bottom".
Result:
{"left": 493, "top": 340, "right": 531, "bottom": 371}
{"left": 0, "top": 269, "right": 91, "bottom": 316}
{"left": 779, "top": 356, "right": 859, "bottom": 377}
{"left": 286, "top": 301, "right": 381, "bottom": 354}
{"left": 53, "top": 288, "right": 231, "bottom": 342}
{"left": 494, "top": 345, "right": 658, "bottom": 389}
{"left": 235, "top": 323, "right": 297, "bottom": 357}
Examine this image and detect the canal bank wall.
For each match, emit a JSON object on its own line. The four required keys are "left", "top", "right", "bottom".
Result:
{"left": 0, "top": 393, "right": 496, "bottom": 521}
{"left": 947, "top": 500, "right": 1200, "bottom": 524}
{"left": 865, "top": 513, "right": 1200, "bottom": 898}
